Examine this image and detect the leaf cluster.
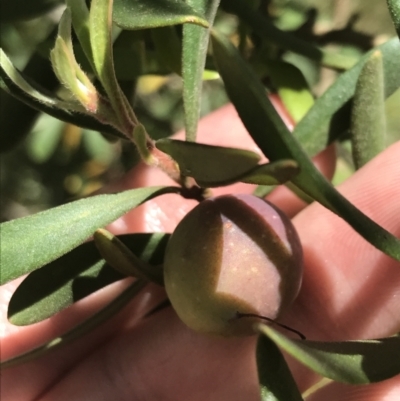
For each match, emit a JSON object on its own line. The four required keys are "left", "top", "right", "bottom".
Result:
{"left": 1, "top": 0, "right": 400, "bottom": 398}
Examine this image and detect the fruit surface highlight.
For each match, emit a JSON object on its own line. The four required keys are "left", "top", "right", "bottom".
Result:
{"left": 164, "top": 194, "right": 303, "bottom": 336}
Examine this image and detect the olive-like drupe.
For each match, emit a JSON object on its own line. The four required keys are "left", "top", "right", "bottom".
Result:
{"left": 164, "top": 194, "right": 303, "bottom": 336}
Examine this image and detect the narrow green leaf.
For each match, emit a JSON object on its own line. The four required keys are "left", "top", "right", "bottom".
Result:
{"left": 50, "top": 38, "right": 78, "bottom": 91}
{"left": 257, "top": 335, "right": 304, "bottom": 401}
{"left": 220, "top": 0, "right": 357, "bottom": 71}
{"left": 89, "top": 0, "right": 137, "bottom": 132}
{"left": 132, "top": 124, "right": 155, "bottom": 163}
{"left": 1, "top": 280, "right": 146, "bottom": 370}
{"left": 351, "top": 50, "right": 386, "bottom": 169}
{"left": 8, "top": 234, "right": 168, "bottom": 325}
{"left": 156, "top": 138, "right": 260, "bottom": 186}
{"left": 211, "top": 32, "right": 400, "bottom": 261}
{"left": 241, "top": 160, "right": 299, "bottom": 185}
{"left": 264, "top": 60, "right": 314, "bottom": 123}
{"left": 253, "top": 185, "right": 276, "bottom": 198}
{"left": 294, "top": 38, "right": 400, "bottom": 158}
{"left": 67, "top": 0, "right": 94, "bottom": 68}
{"left": 258, "top": 324, "right": 400, "bottom": 384}
{"left": 182, "top": 0, "right": 220, "bottom": 141}
{"left": 386, "top": 0, "right": 400, "bottom": 39}
{"left": 94, "top": 229, "right": 164, "bottom": 285}
{"left": 0, "top": 186, "right": 179, "bottom": 285}
{"left": 0, "top": 49, "right": 124, "bottom": 138}
{"left": 113, "top": 0, "right": 209, "bottom": 30}
{"left": 50, "top": 9, "right": 99, "bottom": 112}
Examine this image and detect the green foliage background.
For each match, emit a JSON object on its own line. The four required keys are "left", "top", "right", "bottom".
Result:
{"left": 1, "top": 0, "right": 399, "bottom": 222}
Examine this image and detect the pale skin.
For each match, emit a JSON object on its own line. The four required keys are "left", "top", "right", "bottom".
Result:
{"left": 1, "top": 104, "right": 400, "bottom": 400}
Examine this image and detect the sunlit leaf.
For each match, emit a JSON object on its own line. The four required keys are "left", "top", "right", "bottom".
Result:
{"left": 182, "top": 0, "right": 220, "bottom": 141}
{"left": 0, "top": 52, "right": 59, "bottom": 152}
{"left": 211, "top": 31, "right": 400, "bottom": 261}
{"left": 0, "top": 186, "right": 179, "bottom": 285}
{"left": 258, "top": 324, "right": 400, "bottom": 384}
{"left": 89, "top": 0, "right": 136, "bottom": 133}
{"left": 113, "top": 0, "right": 209, "bottom": 30}
{"left": 351, "top": 50, "right": 386, "bottom": 169}
{"left": 156, "top": 138, "right": 260, "bottom": 186}
{"left": 295, "top": 38, "right": 400, "bottom": 157}
{"left": 8, "top": 233, "right": 168, "bottom": 325}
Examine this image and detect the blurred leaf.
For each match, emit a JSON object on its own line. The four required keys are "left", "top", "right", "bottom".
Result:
{"left": 253, "top": 185, "right": 276, "bottom": 198}
{"left": 82, "top": 129, "right": 115, "bottom": 164}
{"left": 1, "top": 279, "right": 146, "bottom": 370}
{"left": 0, "top": 0, "right": 61, "bottom": 22}
{"left": 211, "top": 32, "right": 400, "bottom": 261}
{"left": 202, "top": 69, "right": 220, "bottom": 80}
{"left": 351, "top": 50, "right": 386, "bottom": 169}
{"left": 151, "top": 26, "right": 182, "bottom": 75}
{"left": 386, "top": 88, "right": 400, "bottom": 145}
{"left": 0, "top": 51, "right": 59, "bottom": 152}
{"left": 258, "top": 324, "right": 400, "bottom": 384}
{"left": 386, "top": 0, "right": 400, "bottom": 39}
{"left": 241, "top": 160, "right": 299, "bottom": 185}
{"left": 156, "top": 138, "right": 260, "bottom": 186}
{"left": 220, "top": 0, "right": 357, "bottom": 71}
{"left": 265, "top": 60, "right": 314, "bottom": 123}
{"left": 8, "top": 233, "right": 168, "bottom": 325}
{"left": 26, "top": 114, "right": 63, "bottom": 163}
{"left": 182, "top": 0, "right": 220, "bottom": 141}
{"left": 0, "top": 186, "right": 179, "bottom": 285}
{"left": 0, "top": 49, "right": 125, "bottom": 138}
{"left": 89, "top": 0, "right": 136, "bottom": 132}
{"left": 113, "top": 0, "right": 209, "bottom": 30}
{"left": 295, "top": 38, "right": 400, "bottom": 158}
{"left": 257, "top": 335, "right": 304, "bottom": 401}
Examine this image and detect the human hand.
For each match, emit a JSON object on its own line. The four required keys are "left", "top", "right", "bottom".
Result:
{"left": 1, "top": 104, "right": 399, "bottom": 401}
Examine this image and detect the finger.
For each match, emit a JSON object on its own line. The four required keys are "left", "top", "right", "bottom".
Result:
{"left": 284, "top": 140, "right": 400, "bottom": 391}
{"left": 289, "top": 140, "right": 400, "bottom": 340}
{"left": 0, "top": 282, "right": 167, "bottom": 401}
{"left": 38, "top": 307, "right": 261, "bottom": 401}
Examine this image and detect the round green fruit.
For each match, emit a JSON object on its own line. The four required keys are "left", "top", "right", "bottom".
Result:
{"left": 163, "top": 194, "right": 303, "bottom": 336}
